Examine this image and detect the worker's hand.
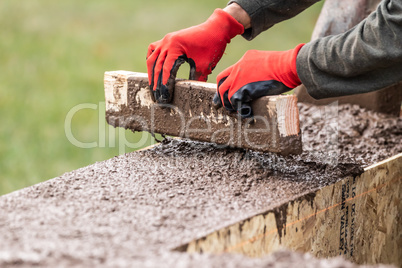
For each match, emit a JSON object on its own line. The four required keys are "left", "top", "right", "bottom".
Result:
{"left": 214, "top": 44, "right": 305, "bottom": 118}
{"left": 147, "top": 9, "right": 244, "bottom": 103}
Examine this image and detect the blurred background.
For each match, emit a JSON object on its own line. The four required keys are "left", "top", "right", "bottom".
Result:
{"left": 0, "top": 0, "right": 323, "bottom": 195}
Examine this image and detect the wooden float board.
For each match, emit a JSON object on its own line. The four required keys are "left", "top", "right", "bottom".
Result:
{"left": 104, "top": 71, "right": 302, "bottom": 155}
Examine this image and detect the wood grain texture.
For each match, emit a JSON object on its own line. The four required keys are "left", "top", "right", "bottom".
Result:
{"left": 178, "top": 153, "right": 402, "bottom": 267}
{"left": 104, "top": 71, "right": 302, "bottom": 155}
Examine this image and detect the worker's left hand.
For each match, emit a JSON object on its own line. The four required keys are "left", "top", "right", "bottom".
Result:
{"left": 147, "top": 9, "right": 244, "bottom": 104}
{"left": 214, "top": 44, "right": 305, "bottom": 118}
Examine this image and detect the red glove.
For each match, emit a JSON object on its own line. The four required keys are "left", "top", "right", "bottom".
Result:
{"left": 146, "top": 9, "right": 244, "bottom": 103}
{"left": 214, "top": 44, "right": 305, "bottom": 118}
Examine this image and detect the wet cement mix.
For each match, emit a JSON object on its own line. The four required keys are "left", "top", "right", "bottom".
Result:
{"left": 299, "top": 103, "right": 402, "bottom": 166}
{"left": 0, "top": 103, "right": 400, "bottom": 267}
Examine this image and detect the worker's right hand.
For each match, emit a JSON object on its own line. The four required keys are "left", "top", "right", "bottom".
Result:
{"left": 146, "top": 9, "right": 244, "bottom": 103}
{"left": 214, "top": 44, "right": 304, "bottom": 118}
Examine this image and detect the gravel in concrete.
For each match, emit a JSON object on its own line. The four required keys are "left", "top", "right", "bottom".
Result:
{"left": 0, "top": 103, "right": 400, "bottom": 267}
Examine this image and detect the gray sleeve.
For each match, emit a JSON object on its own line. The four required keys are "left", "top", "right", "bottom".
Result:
{"left": 228, "top": 0, "right": 321, "bottom": 40}
{"left": 297, "top": 0, "right": 402, "bottom": 99}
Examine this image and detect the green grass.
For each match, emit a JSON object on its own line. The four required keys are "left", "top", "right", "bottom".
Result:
{"left": 0, "top": 0, "right": 323, "bottom": 196}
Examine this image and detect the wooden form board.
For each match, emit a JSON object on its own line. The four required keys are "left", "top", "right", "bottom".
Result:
{"left": 177, "top": 153, "right": 402, "bottom": 266}
{"left": 104, "top": 71, "right": 302, "bottom": 155}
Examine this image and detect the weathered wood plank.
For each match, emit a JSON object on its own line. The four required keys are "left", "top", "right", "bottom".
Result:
{"left": 179, "top": 153, "right": 402, "bottom": 267}
{"left": 104, "top": 71, "right": 302, "bottom": 155}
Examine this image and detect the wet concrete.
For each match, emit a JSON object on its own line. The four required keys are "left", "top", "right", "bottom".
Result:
{"left": 0, "top": 103, "right": 400, "bottom": 267}
{"left": 299, "top": 103, "right": 402, "bottom": 166}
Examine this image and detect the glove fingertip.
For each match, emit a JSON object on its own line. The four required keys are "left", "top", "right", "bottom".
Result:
{"left": 222, "top": 91, "right": 235, "bottom": 112}
{"left": 237, "top": 103, "right": 253, "bottom": 118}
{"left": 212, "top": 93, "right": 223, "bottom": 109}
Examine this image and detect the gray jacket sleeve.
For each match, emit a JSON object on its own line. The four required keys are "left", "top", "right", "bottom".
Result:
{"left": 228, "top": 0, "right": 320, "bottom": 40}
{"left": 297, "top": 0, "right": 402, "bottom": 99}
